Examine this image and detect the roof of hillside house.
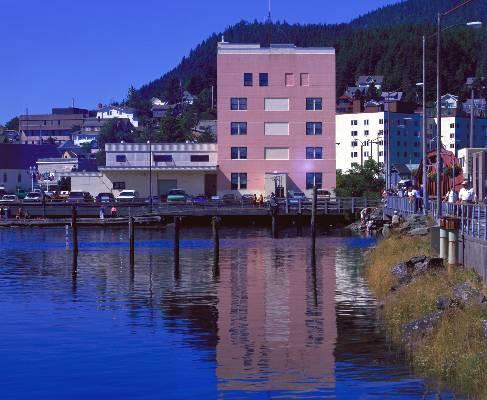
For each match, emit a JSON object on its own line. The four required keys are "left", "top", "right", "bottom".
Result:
{"left": 356, "top": 75, "right": 384, "bottom": 87}
{"left": 81, "top": 118, "right": 104, "bottom": 128}
{"left": 0, "top": 144, "right": 59, "bottom": 169}
{"left": 97, "top": 105, "right": 136, "bottom": 114}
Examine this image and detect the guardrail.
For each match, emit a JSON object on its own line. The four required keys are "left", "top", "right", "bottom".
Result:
{"left": 384, "top": 196, "right": 487, "bottom": 240}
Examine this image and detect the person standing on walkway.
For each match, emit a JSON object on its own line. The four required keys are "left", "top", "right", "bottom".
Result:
{"left": 458, "top": 180, "right": 477, "bottom": 204}
{"left": 444, "top": 187, "right": 458, "bottom": 204}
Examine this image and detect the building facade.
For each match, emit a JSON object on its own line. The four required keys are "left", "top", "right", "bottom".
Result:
{"left": 217, "top": 42, "right": 336, "bottom": 196}
{"left": 96, "top": 106, "right": 139, "bottom": 127}
{"left": 335, "top": 111, "right": 422, "bottom": 172}
{"left": 69, "top": 143, "right": 217, "bottom": 197}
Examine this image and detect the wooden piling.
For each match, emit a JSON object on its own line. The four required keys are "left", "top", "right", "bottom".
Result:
{"left": 212, "top": 216, "right": 220, "bottom": 263}
{"left": 129, "top": 216, "right": 135, "bottom": 267}
{"left": 271, "top": 202, "right": 279, "bottom": 238}
{"left": 311, "top": 186, "right": 317, "bottom": 254}
{"left": 174, "top": 216, "right": 180, "bottom": 263}
{"left": 71, "top": 206, "right": 78, "bottom": 255}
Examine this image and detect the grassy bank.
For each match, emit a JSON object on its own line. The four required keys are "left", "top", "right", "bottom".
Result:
{"left": 366, "top": 235, "right": 487, "bottom": 399}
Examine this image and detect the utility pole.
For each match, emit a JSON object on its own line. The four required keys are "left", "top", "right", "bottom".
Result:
{"left": 436, "top": 11, "right": 443, "bottom": 219}
{"left": 422, "top": 35, "right": 429, "bottom": 214}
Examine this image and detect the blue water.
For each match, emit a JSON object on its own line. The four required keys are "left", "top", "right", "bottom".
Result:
{"left": 0, "top": 226, "right": 458, "bottom": 399}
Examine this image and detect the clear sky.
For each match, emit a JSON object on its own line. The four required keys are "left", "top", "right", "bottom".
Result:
{"left": 0, "top": 0, "right": 398, "bottom": 123}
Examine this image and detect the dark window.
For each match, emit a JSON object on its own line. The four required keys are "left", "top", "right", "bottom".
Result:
{"left": 153, "top": 154, "right": 172, "bottom": 162}
{"left": 259, "top": 73, "right": 268, "bottom": 87}
{"left": 306, "top": 122, "right": 322, "bottom": 135}
{"left": 231, "top": 98, "right": 247, "bottom": 110}
{"left": 306, "top": 147, "right": 323, "bottom": 159}
{"left": 116, "top": 155, "right": 127, "bottom": 162}
{"left": 3, "top": 173, "right": 7, "bottom": 182}
{"left": 231, "top": 173, "right": 247, "bottom": 190}
{"left": 231, "top": 122, "right": 247, "bottom": 135}
{"left": 17, "top": 173, "right": 21, "bottom": 183}
{"left": 306, "top": 172, "right": 322, "bottom": 189}
{"left": 244, "top": 73, "right": 253, "bottom": 87}
{"left": 190, "top": 155, "right": 210, "bottom": 162}
{"left": 231, "top": 147, "right": 247, "bottom": 160}
{"left": 113, "top": 182, "right": 126, "bottom": 190}
{"left": 306, "top": 97, "right": 322, "bottom": 110}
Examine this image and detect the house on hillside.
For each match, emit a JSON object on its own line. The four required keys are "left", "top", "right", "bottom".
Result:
{"left": 72, "top": 118, "right": 103, "bottom": 147}
{"left": 96, "top": 105, "right": 139, "bottom": 127}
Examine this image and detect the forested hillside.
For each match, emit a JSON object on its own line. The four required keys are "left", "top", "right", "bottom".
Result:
{"left": 129, "top": 0, "right": 487, "bottom": 110}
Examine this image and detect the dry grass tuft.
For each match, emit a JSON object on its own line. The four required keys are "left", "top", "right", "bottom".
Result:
{"left": 366, "top": 234, "right": 487, "bottom": 399}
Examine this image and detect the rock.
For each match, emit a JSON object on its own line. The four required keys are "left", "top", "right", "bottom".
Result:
{"left": 482, "top": 321, "right": 487, "bottom": 341}
{"left": 399, "top": 214, "right": 429, "bottom": 235}
{"left": 409, "top": 255, "right": 428, "bottom": 265}
{"left": 408, "top": 227, "right": 429, "bottom": 236}
{"left": 402, "top": 311, "right": 444, "bottom": 342}
{"left": 436, "top": 296, "right": 452, "bottom": 310}
{"left": 391, "top": 256, "right": 444, "bottom": 289}
{"left": 391, "top": 262, "right": 412, "bottom": 285}
{"left": 413, "top": 257, "right": 444, "bottom": 276}
{"left": 451, "top": 283, "right": 486, "bottom": 308}
{"left": 382, "top": 224, "right": 391, "bottom": 239}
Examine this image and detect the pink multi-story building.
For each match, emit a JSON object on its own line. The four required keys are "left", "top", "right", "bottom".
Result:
{"left": 217, "top": 42, "right": 336, "bottom": 196}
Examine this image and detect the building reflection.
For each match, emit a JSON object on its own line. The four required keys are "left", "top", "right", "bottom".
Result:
{"left": 216, "top": 241, "right": 337, "bottom": 394}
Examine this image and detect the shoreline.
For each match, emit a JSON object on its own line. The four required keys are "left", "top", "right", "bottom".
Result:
{"left": 365, "top": 227, "right": 487, "bottom": 399}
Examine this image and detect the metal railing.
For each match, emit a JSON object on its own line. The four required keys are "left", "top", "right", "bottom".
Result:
{"left": 385, "top": 196, "right": 487, "bottom": 240}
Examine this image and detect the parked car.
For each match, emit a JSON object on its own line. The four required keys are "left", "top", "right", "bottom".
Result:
{"left": 1, "top": 194, "right": 19, "bottom": 203}
{"left": 68, "top": 191, "right": 93, "bottom": 203}
{"left": 144, "top": 195, "right": 161, "bottom": 204}
{"left": 15, "top": 189, "right": 27, "bottom": 199}
{"left": 222, "top": 193, "right": 238, "bottom": 205}
{"left": 316, "top": 189, "right": 332, "bottom": 201}
{"left": 192, "top": 195, "right": 208, "bottom": 204}
{"left": 116, "top": 190, "right": 139, "bottom": 202}
{"left": 241, "top": 194, "right": 255, "bottom": 205}
{"left": 166, "top": 189, "right": 188, "bottom": 204}
{"left": 23, "top": 192, "right": 43, "bottom": 202}
{"left": 96, "top": 192, "right": 115, "bottom": 203}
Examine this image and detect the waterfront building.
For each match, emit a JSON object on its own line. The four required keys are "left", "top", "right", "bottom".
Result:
{"left": 96, "top": 105, "right": 139, "bottom": 128}
{"left": 72, "top": 118, "right": 103, "bottom": 147}
{"left": 458, "top": 148, "right": 487, "bottom": 197}
{"left": 0, "top": 143, "right": 59, "bottom": 192}
{"left": 69, "top": 143, "right": 217, "bottom": 197}
{"left": 217, "top": 42, "right": 336, "bottom": 196}
{"left": 335, "top": 111, "right": 421, "bottom": 172}
{"left": 19, "top": 107, "right": 89, "bottom": 145}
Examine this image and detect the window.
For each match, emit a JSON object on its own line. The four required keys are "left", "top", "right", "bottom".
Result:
{"left": 259, "top": 73, "right": 268, "bottom": 87}
{"left": 285, "top": 73, "right": 294, "bottom": 86}
{"left": 244, "top": 73, "right": 253, "bottom": 86}
{"left": 231, "top": 122, "right": 247, "bottom": 135}
{"left": 351, "top": 152, "right": 358, "bottom": 158}
{"left": 17, "top": 173, "right": 21, "bottom": 183}
{"left": 414, "top": 152, "right": 419, "bottom": 157}
{"left": 190, "top": 155, "right": 210, "bottom": 162}
{"left": 379, "top": 151, "right": 384, "bottom": 156}
{"left": 306, "top": 122, "right": 322, "bottom": 135}
{"left": 231, "top": 147, "right": 247, "bottom": 160}
{"left": 231, "top": 98, "right": 247, "bottom": 110}
{"left": 450, "top": 123, "right": 454, "bottom": 128}
{"left": 113, "top": 182, "right": 126, "bottom": 190}
{"left": 379, "top": 140, "right": 384, "bottom": 145}
{"left": 116, "top": 155, "right": 127, "bottom": 162}
{"left": 364, "top": 130, "right": 369, "bottom": 136}
{"left": 265, "top": 122, "right": 289, "bottom": 136}
{"left": 264, "top": 98, "right": 289, "bottom": 111}
{"left": 231, "top": 173, "right": 247, "bottom": 190}
{"left": 404, "top": 152, "right": 408, "bottom": 157}
{"left": 363, "top": 151, "right": 369, "bottom": 157}
{"left": 450, "top": 144, "right": 455, "bottom": 149}
{"left": 306, "top": 147, "right": 323, "bottom": 159}
{"left": 364, "top": 119, "right": 369, "bottom": 126}
{"left": 3, "top": 173, "right": 6, "bottom": 182}
{"left": 300, "top": 73, "right": 309, "bottom": 86}
{"left": 306, "top": 97, "right": 322, "bottom": 110}
{"left": 379, "top": 119, "right": 384, "bottom": 124}
{"left": 378, "top": 130, "right": 384, "bottom": 135}
{"left": 397, "top": 141, "right": 401, "bottom": 147}
{"left": 264, "top": 147, "right": 289, "bottom": 160}
{"left": 306, "top": 172, "right": 322, "bottom": 189}
{"left": 351, "top": 131, "right": 358, "bottom": 137}
{"left": 351, "top": 120, "right": 358, "bottom": 126}
{"left": 57, "top": 120, "right": 61, "bottom": 126}
{"left": 153, "top": 154, "right": 172, "bottom": 162}
{"left": 351, "top": 141, "right": 358, "bottom": 147}
{"left": 449, "top": 133, "right": 455, "bottom": 138}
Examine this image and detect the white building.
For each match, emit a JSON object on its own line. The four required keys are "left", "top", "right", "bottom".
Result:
{"left": 69, "top": 143, "right": 217, "bottom": 198}
{"left": 335, "top": 111, "right": 422, "bottom": 172}
{"left": 96, "top": 105, "right": 139, "bottom": 128}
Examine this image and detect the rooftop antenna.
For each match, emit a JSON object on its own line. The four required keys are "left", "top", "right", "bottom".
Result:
{"left": 266, "top": 0, "right": 272, "bottom": 23}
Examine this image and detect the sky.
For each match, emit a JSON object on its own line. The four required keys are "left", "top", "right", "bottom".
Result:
{"left": 0, "top": 0, "right": 398, "bottom": 124}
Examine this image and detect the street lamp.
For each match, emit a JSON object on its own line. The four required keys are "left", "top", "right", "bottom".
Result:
{"left": 28, "top": 166, "right": 36, "bottom": 192}
{"left": 435, "top": 1, "right": 481, "bottom": 219}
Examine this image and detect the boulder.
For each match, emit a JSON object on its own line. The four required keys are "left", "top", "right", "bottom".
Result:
{"left": 408, "top": 227, "right": 429, "bottom": 236}
{"left": 399, "top": 214, "right": 429, "bottom": 235}
{"left": 382, "top": 224, "right": 391, "bottom": 239}
{"left": 482, "top": 320, "right": 487, "bottom": 341}
{"left": 391, "top": 256, "right": 444, "bottom": 289}
{"left": 436, "top": 296, "right": 452, "bottom": 310}
{"left": 391, "top": 262, "right": 412, "bottom": 285}
{"left": 451, "top": 283, "right": 486, "bottom": 308}
{"left": 413, "top": 257, "right": 443, "bottom": 276}
{"left": 402, "top": 311, "right": 444, "bottom": 342}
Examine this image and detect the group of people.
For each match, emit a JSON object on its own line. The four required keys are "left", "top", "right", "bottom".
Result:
{"left": 443, "top": 180, "right": 477, "bottom": 204}
{"left": 383, "top": 184, "right": 425, "bottom": 213}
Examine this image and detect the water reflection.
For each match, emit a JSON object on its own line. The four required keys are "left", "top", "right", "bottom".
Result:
{"left": 0, "top": 227, "right": 458, "bottom": 399}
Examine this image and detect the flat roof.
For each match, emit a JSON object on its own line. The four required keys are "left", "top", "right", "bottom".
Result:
{"left": 100, "top": 166, "right": 217, "bottom": 172}
{"left": 217, "top": 42, "right": 334, "bottom": 55}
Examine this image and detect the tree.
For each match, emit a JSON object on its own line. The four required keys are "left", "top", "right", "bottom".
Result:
{"left": 335, "top": 159, "right": 384, "bottom": 199}
{"left": 365, "top": 82, "right": 381, "bottom": 101}
{"left": 195, "top": 127, "right": 216, "bottom": 143}
{"left": 5, "top": 116, "right": 19, "bottom": 131}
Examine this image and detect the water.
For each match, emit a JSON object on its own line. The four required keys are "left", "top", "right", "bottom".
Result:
{"left": 0, "top": 226, "right": 458, "bottom": 399}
